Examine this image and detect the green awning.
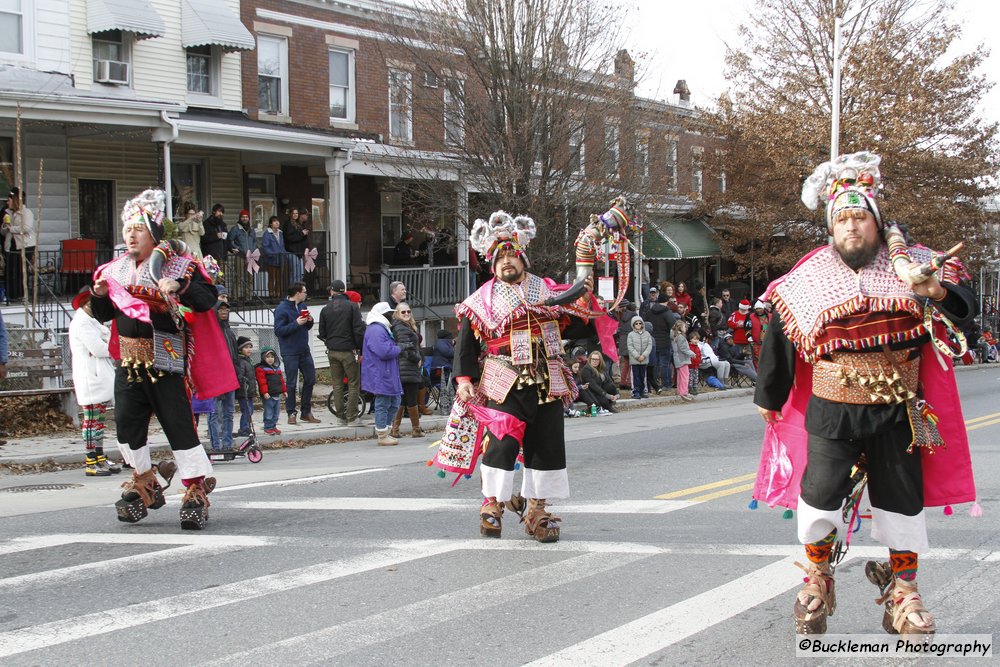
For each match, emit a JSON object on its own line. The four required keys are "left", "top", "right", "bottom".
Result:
{"left": 641, "top": 217, "right": 720, "bottom": 260}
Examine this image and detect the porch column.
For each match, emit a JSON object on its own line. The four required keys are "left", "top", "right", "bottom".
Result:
{"left": 325, "top": 154, "right": 350, "bottom": 283}
{"left": 455, "top": 180, "right": 470, "bottom": 298}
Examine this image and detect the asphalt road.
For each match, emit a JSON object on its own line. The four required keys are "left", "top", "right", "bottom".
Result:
{"left": 0, "top": 368, "right": 997, "bottom": 665}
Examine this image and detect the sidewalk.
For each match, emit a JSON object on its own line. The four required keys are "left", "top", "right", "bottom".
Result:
{"left": 0, "top": 381, "right": 759, "bottom": 469}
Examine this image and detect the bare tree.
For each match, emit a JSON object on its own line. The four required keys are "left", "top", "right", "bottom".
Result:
{"left": 376, "top": 0, "right": 656, "bottom": 277}
{"left": 701, "top": 0, "right": 998, "bottom": 281}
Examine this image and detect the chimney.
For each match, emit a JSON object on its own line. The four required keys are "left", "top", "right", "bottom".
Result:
{"left": 673, "top": 79, "right": 691, "bottom": 106}
{"left": 614, "top": 49, "right": 635, "bottom": 83}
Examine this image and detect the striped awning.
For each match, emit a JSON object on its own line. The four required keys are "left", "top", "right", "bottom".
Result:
{"left": 87, "top": 0, "right": 166, "bottom": 40}
{"left": 641, "top": 217, "right": 721, "bottom": 260}
{"left": 182, "top": 0, "right": 256, "bottom": 52}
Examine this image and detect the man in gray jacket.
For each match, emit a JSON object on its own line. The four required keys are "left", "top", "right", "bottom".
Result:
{"left": 318, "top": 280, "right": 366, "bottom": 425}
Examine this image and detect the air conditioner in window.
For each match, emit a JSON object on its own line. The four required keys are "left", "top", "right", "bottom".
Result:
{"left": 95, "top": 60, "right": 129, "bottom": 84}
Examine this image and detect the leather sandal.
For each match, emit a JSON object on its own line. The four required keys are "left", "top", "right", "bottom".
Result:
{"left": 793, "top": 561, "right": 836, "bottom": 634}
{"left": 480, "top": 497, "right": 503, "bottom": 538}
{"left": 523, "top": 498, "right": 560, "bottom": 543}
{"left": 505, "top": 494, "right": 527, "bottom": 519}
{"left": 880, "top": 578, "right": 936, "bottom": 635}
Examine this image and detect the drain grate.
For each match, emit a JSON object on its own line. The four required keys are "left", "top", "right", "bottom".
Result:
{"left": 0, "top": 484, "right": 85, "bottom": 493}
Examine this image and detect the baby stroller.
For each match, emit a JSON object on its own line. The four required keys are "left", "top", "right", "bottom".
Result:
{"left": 208, "top": 419, "right": 264, "bottom": 463}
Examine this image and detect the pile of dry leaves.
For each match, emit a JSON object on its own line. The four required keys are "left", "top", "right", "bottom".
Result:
{"left": 0, "top": 395, "right": 76, "bottom": 438}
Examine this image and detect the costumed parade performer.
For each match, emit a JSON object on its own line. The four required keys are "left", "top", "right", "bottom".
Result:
{"left": 90, "top": 189, "right": 237, "bottom": 530}
{"left": 751, "top": 152, "right": 979, "bottom": 636}
{"left": 436, "top": 200, "right": 636, "bottom": 542}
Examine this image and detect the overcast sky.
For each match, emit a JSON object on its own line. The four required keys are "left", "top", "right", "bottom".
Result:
{"left": 626, "top": 0, "right": 1000, "bottom": 125}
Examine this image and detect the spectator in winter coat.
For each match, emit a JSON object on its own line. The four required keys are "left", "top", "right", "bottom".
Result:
{"left": 254, "top": 347, "right": 286, "bottom": 434}
{"left": 210, "top": 301, "right": 239, "bottom": 451}
{"left": 69, "top": 288, "right": 120, "bottom": 476}
{"left": 639, "top": 286, "right": 659, "bottom": 318}
{"left": 719, "top": 288, "right": 738, "bottom": 319}
{"left": 319, "top": 280, "right": 366, "bottom": 426}
{"left": 691, "top": 280, "right": 708, "bottom": 321}
{"left": 361, "top": 302, "right": 402, "bottom": 445}
{"left": 273, "top": 282, "right": 319, "bottom": 425}
{"left": 580, "top": 350, "right": 619, "bottom": 414}
{"left": 674, "top": 281, "right": 693, "bottom": 311}
{"left": 200, "top": 204, "right": 228, "bottom": 260}
{"left": 672, "top": 320, "right": 695, "bottom": 401}
{"left": 644, "top": 319, "right": 660, "bottom": 394}
{"left": 234, "top": 337, "right": 257, "bottom": 437}
{"left": 647, "top": 301, "right": 677, "bottom": 389}
{"left": 727, "top": 299, "right": 753, "bottom": 349}
{"left": 626, "top": 315, "right": 653, "bottom": 398}
{"left": 749, "top": 299, "right": 770, "bottom": 367}
{"left": 390, "top": 303, "right": 425, "bottom": 438}
{"left": 261, "top": 216, "right": 286, "bottom": 299}
{"left": 431, "top": 329, "right": 454, "bottom": 372}
{"left": 176, "top": 202, "right": 205, "bottom": 259}
{"left": 697, "top": 334, "right": 731, "bottom": 383}
{"left": 707, "top": 298, "right": 726, "bottom": 341}
{"left": 718, "top": 332, "right": 758, "bottom": 382}
{"left": 570, "top": 360, "right": 602, "bottom": 413}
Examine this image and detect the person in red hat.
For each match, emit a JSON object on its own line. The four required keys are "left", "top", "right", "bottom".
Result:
{"left": 69, "top": 287, "right": 121, "bottom": 477}
{"left": 727, "top": 299, "right": 753, "bottom": 352}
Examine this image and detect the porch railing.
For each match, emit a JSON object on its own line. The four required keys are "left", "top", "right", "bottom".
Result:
{"left": 378, "top": 264, "right": 469, "bottom": 316}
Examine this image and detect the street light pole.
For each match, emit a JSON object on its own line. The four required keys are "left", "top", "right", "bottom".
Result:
{"left": 831, "top": 15, "right": 843, "bottom": 161}
{"left": 830, "top": 1, "right": 881, "bottom": 161}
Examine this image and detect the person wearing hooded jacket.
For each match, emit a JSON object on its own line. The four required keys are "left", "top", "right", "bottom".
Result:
{"left": 361, "top": 302, "right": 402, "bottom": 445}
{"left": 626, "top": 315, "right": 653, "bottom": 398}
{"left": 255, "top": 347, "right": 286, "bottom": 435}
{"left": 69, "top": 288, "right": 121, "bottom": 476}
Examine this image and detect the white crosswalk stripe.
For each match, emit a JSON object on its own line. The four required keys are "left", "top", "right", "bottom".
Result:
{"left": 0, "top": 534, "right": 997, "bottom": 662}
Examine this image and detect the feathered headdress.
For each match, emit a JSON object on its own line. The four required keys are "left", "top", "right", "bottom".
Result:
{"left": 121, "top": 189, "right": 168, "bottom": 242}
{"left": 801, "top": 151, "right": 882, "bottom": 230}
{"left": 469, "top": 210, "right": 537, "bottom": 270}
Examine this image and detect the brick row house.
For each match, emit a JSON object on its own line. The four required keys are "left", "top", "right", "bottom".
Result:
{"left": 0, "top": 0, "right": 724, "bottom": 320}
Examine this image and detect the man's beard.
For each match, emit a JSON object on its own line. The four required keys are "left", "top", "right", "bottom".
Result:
{"left": 836, "top": 239, "right": 881, "bottom": 271}
{"left": 498, "top": 266, "right": 523, "bottom": 284}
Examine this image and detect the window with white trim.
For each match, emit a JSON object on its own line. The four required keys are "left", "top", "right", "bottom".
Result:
{"left": 665, "top": 137, "right": 678, "bottom": 192}
{"left": 328, "top": 47, "right": 355, "bottom": 122}
{"left": 92, "top": 30, "right": 130, "bottom": 85}
{"left": 636, "top": 132, "right": 649, "bottom": 183}
{"left": 604, "top": 124, "right": 618, "bottom": 178}
{"left": 568, "top": 123, "right": 584, "bottom": 175}
{"left": 443, "top": 79, "right": 464, "bottom": 147}
{"left": 691, "top": 146, "right": 704, "bottom": 198}
{"left": 258, "top": 34, "right": 288, "bottom": 115}
{"left": 388, "top": 68, "right": 413, "bottom": 143}
{"left": 0, "top": 0, "right": 24, "bottom": 55}
{"left": 186, "top": 45, "right": 215, "bottom": 95}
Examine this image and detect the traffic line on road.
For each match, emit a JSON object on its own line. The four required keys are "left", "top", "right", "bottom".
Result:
{"left": 200, "top": 551, "right": 651, "bottom": 666}
{"left": 964, "top": 411, "right": 1000, "bottom": 425}
{"left": 212, "top": 468, "right": 389, "bottom": 493}
{"left": 0, "top": 539, "right": 456, "bottom": 659}
{"left": 654, "top": 472, "right": 756, "bottom": 500}
{"left": 967, "top": 417, "right": 1000, "bottom": 432}
{"left": 227, "top": 497, "right": 695, "bottom": 514}
{"left": 0, "top": 544, "right": 244, "bottom": 592}
{"left": 524, "top": 554, "right": 806, "bottom": 666}
{"left": 0, "top": 532, "right": 271, "bottom": 556}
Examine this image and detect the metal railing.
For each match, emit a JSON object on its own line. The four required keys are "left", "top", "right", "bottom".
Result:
{"left": 378, "top": 265, "right": 469, "bottom": 317}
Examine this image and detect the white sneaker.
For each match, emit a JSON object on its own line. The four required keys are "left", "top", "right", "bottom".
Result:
{"left": 597, "top": 408, "right": 612, "bottom": 416}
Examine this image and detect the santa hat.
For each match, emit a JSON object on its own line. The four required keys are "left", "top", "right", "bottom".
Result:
{"left": 121, "top": 189, "right": 167, "bottom": 243}
{"left": 754, "top": 299, "right": 766, "bottom": 310}
{"left": 469, "top": 211, "right": 536, "bottom": 272}
{"left": 738, "top": 299, "right": 751, "bottom": 312}
{"left": 801, "top": 151, "right": 883, "bottom": 231}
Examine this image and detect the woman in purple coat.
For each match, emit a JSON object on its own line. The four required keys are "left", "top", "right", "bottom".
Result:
{"left": 361, "top": 302, "right": 402, "bottom": 446}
